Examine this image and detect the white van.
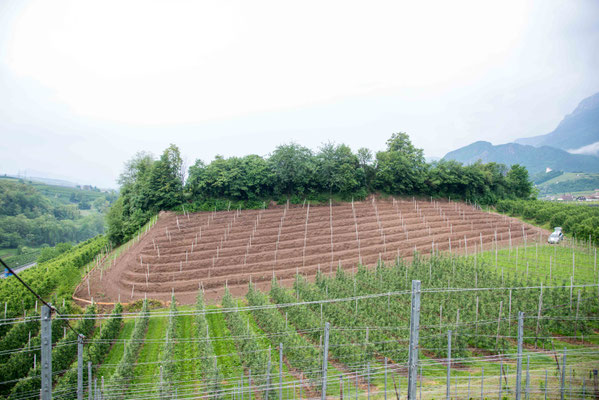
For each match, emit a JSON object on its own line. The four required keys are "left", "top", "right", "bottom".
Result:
{"left": 548, "top": 227, "right": 564, "bottom": 244}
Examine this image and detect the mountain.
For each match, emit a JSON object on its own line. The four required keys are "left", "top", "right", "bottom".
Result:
{"left": 443, "top": 141, "right": 599, "bottom": 175}
{"left": 515, "top": 92, "right": 599, "bottom": 155}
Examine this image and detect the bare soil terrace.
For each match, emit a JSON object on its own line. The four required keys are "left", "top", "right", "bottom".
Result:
{"left": 77, "top": 198, "right": 547, "bottom": 304}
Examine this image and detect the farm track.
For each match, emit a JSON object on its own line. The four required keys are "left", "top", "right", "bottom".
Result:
{"left": 80, "top": 199, "right": 547, "bottom": 304}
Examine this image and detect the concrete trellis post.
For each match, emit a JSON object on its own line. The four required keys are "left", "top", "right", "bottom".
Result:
{"left": 279, "top": 344, "right": 283, "bottom": 400}
{"left": 480, "top": 367, "right": 484, "bottom": 400}
{"left": 560, "top": 348, "right": 566, "bottom": 400}
{"left": 525, "top": 355, "right": 530, "bottom": 400}
{"left": 516, "top": 312, "right": 524, "bottom": 400}
{"left": 41, "top": 304, "right": 52, "bottom": 400}
{"left": 407, "top": 280, "right": 421, "bottom": 400}
{"left": 384, "top": 357, "right": 388, "bottom": 400}
{"left": 78, "top": 335, "right": 84, "bottom": 400}
{"left": 321, "top": 322, "right": 330, "bottom": 400}
{"left": 446, "top": 330, "right": 452, "bottom": 400}
{"left": 87, "top": 362, "right": 92, "bottom": 400}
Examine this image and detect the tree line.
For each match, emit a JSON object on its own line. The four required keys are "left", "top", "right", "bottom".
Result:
{"left": 107, "top": 133, "right": 533, "bottom": 244}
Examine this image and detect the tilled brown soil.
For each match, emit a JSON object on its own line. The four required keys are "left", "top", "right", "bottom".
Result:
{"left": 77, "top": 198, "right": 548, "bottom": 304}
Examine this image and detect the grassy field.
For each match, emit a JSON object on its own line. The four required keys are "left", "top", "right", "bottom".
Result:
{"left": 206, "top": 306, "right": 245, "bottom": 380}
{"left": 175, "top": 307, "right": 201, "bottom": 394}
{"left": 96, "top": 317, "right": 136, "bottom": 379}
{"left": 477, "top": 240, "right": 597, "bottom": 285}
{"left": 131, "top": 313, "right": 168, "bottom": 393}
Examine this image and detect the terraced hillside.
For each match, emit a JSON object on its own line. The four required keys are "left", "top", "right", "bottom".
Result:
{"left": 79, "top": 198, "right": 546, "bottom": 304}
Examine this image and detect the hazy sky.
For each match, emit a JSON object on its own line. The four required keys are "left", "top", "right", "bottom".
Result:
{"left": 1, "top": 1, "right": 599, "bottom": 188}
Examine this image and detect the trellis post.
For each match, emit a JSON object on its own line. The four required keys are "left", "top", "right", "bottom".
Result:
{"left": 279, "top": 343, "right": 283, "bottom": 400}
{"left": 560, "top": 348, "right": 566, "bottom": 400}
{"left": 480, "top": 367, "right": 484, "bottom": 400}
{"left": 41, "top": 304, "right": 52, "bottom": 400}
{"left": 266, "top": 348, "right": 272, "bottom": 400}
{"left": 525, "top": 355, "right": 530, "bottom": 400}
{"left": 516, "top": 312, "right": 524, "bottom": 400}
{"left": 77, "top": 334, "right": 84, "bottom": 400}
{"left": 88, "top": 362, "right": 92, "bottom": 400}
{"left": 321, "top": 322, "right": 330, "bottom": 400}
{"left": 408, "top": 280, "right": 421, "bottom": 400}
{"left": 384, "top": 357, "right": 388, "bottom": 400}
{"left": 446, "top": 330, "right": 451, "bottom": 400}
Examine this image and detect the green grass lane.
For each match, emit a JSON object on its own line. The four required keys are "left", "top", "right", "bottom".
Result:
{"left": 478, "top": 243, "right": 598, "bottom": 285}
{"left": 205, "top": 306, "right": 244, "bottom": 386}
{"left": 130, "top": 312, "right": 168, "bottom": 397}
{"left": 174, "top": 306, "right": 201, "bottom": 395}
{"left": 95, "top": 316, "right": 136, "bottom": 379}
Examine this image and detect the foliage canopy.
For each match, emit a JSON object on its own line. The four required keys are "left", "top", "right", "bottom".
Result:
{"left": 107, "top": 134, "right": 534, "bottom": 245}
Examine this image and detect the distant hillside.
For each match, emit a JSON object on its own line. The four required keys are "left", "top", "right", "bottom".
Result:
{"left": 0, "top": 176, "right": 115, "bottom": 208}
{"left": 443, "top": 141, "right": 599, "bottom": 175}
{"left": 0, "top": 177, "right": 114, "bottom": 256}
{"left": 534, "top": 172, "right": 599, "bottom": 196}
{"left": 515, "top": 91, "right": 599, "bottom": 155}
{"left": 24, "top": 176, "right": 79, "bottom": 187}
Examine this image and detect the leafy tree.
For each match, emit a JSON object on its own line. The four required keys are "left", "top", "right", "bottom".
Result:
{"left": 187, "top": 154, "right": 272, "bottom": 200}
{"left": 147, "top": 144, "right": 184, "bottom": 211}
{"left": 315, "top": 142, "right": 362, "bottom": 194}
{"left": 92, "top": 196, "right": 108, "bottom": 212}
{"left": 118, "top": 151, "right": 155, "bottom": 188}
{"left": 0, "top": 180, "right": 51, "bottom": 218}
{"left": 506, "top": 164, "right": 533, "bottom": 199}
{"left": 357, "top": 147, "right": 375, "bottom": 189}
{"left": 78, "top": 200, "right": 91, "bottom": 210}
{"left": 374, "top": 132, "right": 427, "bottom": 194}
{"left": 269, "top": 143, "right": 316, "bottom": 196}
{"left": 107, "top": 151, "right": 154, "bottom": 245}
{"left": 107, "top": 145, "right": 185, "bottom": 245}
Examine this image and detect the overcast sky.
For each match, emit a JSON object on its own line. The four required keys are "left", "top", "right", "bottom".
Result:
{"left": 1, "top": 0, "right": 599, "bottom": 188}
